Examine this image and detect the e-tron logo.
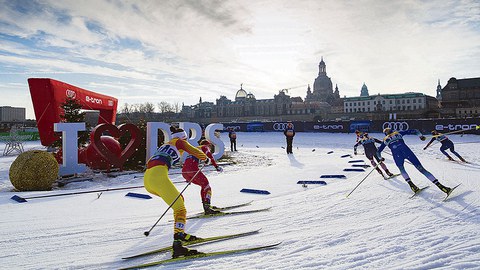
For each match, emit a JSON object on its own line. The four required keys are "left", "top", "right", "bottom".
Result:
{"left": 86, "top": 95, "right": 103, "bottom": 104}
{"left": 273, "top": 123, "right": 293, "bottom": 131}
{"left": 66, "top": 89, "right": 76, "bottom": 99}
{"left": 314, "top": 124, "right": 343, "bottom": 130}
{"left": 382, "top": 122, "right": 409, "bottom": 131}
{"left": 435, "top": 124, "right": 478, "bottom": 131}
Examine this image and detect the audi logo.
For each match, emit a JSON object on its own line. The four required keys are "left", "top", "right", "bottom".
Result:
{"left": 382, "top": 121, "right": 409, "bottom": 131}
{"left": 273, "top": 123, "right": 294, "bottom": 131}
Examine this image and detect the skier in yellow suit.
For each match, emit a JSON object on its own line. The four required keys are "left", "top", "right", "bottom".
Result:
{"left": 144, "top": 126, "right": 208, "bottom": 258}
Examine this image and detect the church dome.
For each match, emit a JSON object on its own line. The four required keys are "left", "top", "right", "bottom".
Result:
{"left": 235, "top": 85, "right": 248, "bottom": 101}
{"left": 236, "top": 89, "right": 247, "bottom": 99}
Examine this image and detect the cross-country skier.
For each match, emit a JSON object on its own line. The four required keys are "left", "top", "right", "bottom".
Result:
{"left": 354, "top": 132, "right": 394, "bottom": 178}
{"left": 376, "top": 128, "right": 452, "bottom": 195}
{"left": 144, "top": 126, "right": 209, "bottom": 258}
{"left": 182, "top": 139, "right": 223, "bottom": 215}
{"left": 424, "top": 130, "right": 466, "bottom": 162}
{"left": 284, "top": 122, "right": 295, "bottom": 154}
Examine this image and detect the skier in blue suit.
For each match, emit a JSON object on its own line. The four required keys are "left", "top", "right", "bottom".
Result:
{"left": 376, "top": 128, "right": 452, "bottom": 195}
{"left": 424, "top": 130, "right": 466, "bottom": 162}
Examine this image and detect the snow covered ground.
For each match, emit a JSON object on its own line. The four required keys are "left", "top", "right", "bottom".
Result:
{"left": 1, "top": 132, "right": 479, "bottom": 269}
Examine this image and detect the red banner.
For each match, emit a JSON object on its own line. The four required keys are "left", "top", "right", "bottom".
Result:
{"left": 28, "top": 78, "right": 118, "bottom": 146}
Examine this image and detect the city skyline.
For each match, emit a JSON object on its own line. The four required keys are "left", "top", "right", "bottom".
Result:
{"left": 1, "top": 0, "right": 479, "bottom": 119}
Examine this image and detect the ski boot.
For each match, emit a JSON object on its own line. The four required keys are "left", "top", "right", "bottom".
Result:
{"left": 434, "top": 181, "right": 451, "bottom": 194}
{"left": 447, "top": 156, "right": 454, "bottom": 161}
{"left": 174, "top": 232, "right": 201, "bottom": 242}
{"left": 407, "top": 180, "right": 419, "bottom": 193}
{"left": 459, "top": 157, "right": 467, "bottom": 163}
{"left": 203, "top": 202, "right": 221, "bottom": 215}
{"left": 385, "top": 170, "right": 394, "bottom": 177}
{"left": 172, "top": 240, "right": 201, "bottom": 258}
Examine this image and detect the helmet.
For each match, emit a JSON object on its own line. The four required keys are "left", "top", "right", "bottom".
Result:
{"left": 199, "top": 139, "right": 211, "bottom": 146}
{"left": 355, "top": 130, "right": 361, "bottom": 134}
{"left": 171, "top": 128, "right": 187, "bottom": 140}
{"left": 383, "top": 128, "right": 392, "bottom": 135}
{"left": 431, "top": 130, "right": 437, "bottom": 135}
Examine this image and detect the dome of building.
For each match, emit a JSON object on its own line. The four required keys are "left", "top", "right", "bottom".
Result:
{"left": 235, "top": 84, "right": 248, "bottom": 101}
{"left": 236, "top": 89, "right": 247, "bottom": 99}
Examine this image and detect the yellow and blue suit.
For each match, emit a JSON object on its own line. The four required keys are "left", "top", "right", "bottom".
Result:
{"left": 144, "top": 138, "right": 207, "bottom": 235}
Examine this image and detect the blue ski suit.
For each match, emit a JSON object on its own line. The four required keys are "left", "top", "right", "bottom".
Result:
{"left": 376, "top": 129, "right": 436, "bottom": 182}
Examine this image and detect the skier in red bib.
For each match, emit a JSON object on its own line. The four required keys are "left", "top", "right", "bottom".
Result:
{"left": 182, "top": 139, "right": 223, "bottom": 215}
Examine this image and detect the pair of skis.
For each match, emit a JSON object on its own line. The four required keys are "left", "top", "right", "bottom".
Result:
{"left": 410, "top": 184, "right": 462, "bottom": 201}
{"left": 120, "top": 240, "right": 281, "bottom": 269}
{"left": 383, "top": 173, "right": 462, "bottom": 201}
{"left": 121, "top": 202, "right": 278, "bottom": 269}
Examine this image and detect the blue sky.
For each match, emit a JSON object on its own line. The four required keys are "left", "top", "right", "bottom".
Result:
{"left": 1, "top": 0, "right": 479, "bottom": 119}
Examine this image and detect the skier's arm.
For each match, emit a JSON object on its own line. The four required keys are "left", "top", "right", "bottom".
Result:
{"left": 424, "top": 138, "right": 435, "bottom": 150}
{"left": 375, "top": 143, "right": 386, "bottom": 160}
{"left": 176, "top": 140, "right": 207, "bottom": 161}
{"left": 353, "top": 142, "right": 360, "bottom": 154}
{"left": 202, "top": 145, "right": 218, "bottom": 167}
{"left": 400, "top": 129, "right": 425, "bottom": 140}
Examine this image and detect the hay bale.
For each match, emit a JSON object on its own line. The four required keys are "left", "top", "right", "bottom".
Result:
{"left": 9, "top": 150, "right": 59, "bottom": 191}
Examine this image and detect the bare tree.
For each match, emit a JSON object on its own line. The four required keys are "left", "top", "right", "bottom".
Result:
{"left": 143, "top": 102, "right": 156, "bottom": 114}
{"left": 173, "top": 102, "right": 181, "bottom": 113}
{"left": 158, "top": 101, "right": 173, "bottom": 114}
{"left": 131, "top": 103, "right": 141, "bottom": 113}
{"left": 120, "top": 103, "right": 131, "bottom": 114}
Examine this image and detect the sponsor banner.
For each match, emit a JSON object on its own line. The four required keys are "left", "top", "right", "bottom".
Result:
{"left": 223, "top": 123, "right": 246, "bottom": 132}
{"left": 350, "top": 121, "right": 371, "bottom": 133}
{"left": 382, "top": 121, "right": 410, "bottom": 131}
{"left": 221, "top": 119, "right": 479, "bottom": 134}
{"left": 264, "top": 122, "right": 304, "bottom": 132}
{"left": 304, "top": 122, "right": 346, "bottom": 132}
{"left": 28, "top": 78, "right": 118, "bottom": 146}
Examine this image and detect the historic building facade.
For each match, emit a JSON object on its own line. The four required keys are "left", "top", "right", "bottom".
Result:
{"left": 181, "top": 58, "right": 341, "bottom": 122}
{"left": 439, "top": 77, "right": 480, "bottom": 117}
{"left": 338, "top": 83, "right": 440, "bottom": 120}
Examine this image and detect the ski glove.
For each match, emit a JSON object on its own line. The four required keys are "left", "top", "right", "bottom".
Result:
{"left": 204, "top": 158, "right": 211, "bottom": 165}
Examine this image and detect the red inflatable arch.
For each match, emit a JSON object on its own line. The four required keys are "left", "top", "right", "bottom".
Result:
{"left": 28, "top": 78, "right": 118, "bottom": 146}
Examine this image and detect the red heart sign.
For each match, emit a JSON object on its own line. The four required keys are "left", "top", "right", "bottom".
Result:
{"left": 90, "top": 123, "right": 142, "bottom": 170}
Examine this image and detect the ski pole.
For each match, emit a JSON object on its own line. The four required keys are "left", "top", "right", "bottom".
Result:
{"left": 425, "top": 125, "right": 479, "bottom": 138}
{"left": 143, "top": 163, "right": 207, "bottom": 237}
{"left": 346, "top": 162, "right": 382, "bottom": 198}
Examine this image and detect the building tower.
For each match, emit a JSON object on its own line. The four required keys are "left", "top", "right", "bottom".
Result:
{"left": 436, "top": 79, "right": 442, "bottom": 101}
{"left": 306, "top": 57, "right": 335, "bottom": 104}
{"left": 360, "top": 83, "right": 369, "bottom": 97}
